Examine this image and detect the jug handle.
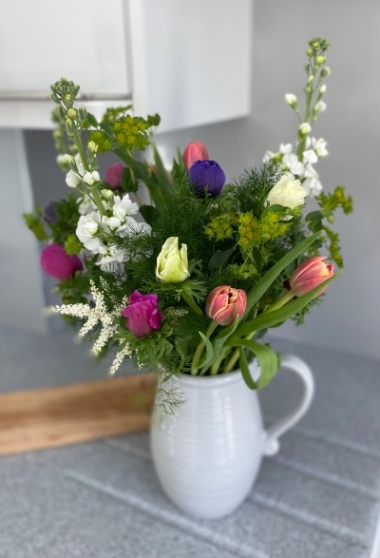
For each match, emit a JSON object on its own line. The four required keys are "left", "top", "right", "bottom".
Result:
{"left": 264, "top": 353, "right": 314, "bottom": 456}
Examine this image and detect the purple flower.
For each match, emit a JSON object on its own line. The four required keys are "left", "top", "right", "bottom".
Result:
{"left": 106, "top": 163, "right": 124, "bottom": 190}
{"left": 189, "top": 160, "right": 226, "bottom": 196}
{"left": 40, "top": 244, "right": 83, "bottom": 281}
{"left": 43, "top": 201, "right": 57, "bottom": 225}
{"left": 122, "top": 290, "right": 163, "bottom": 337}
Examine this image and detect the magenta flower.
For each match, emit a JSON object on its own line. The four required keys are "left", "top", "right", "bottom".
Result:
{"left": 105, "top": 163, "right": 124, "bottom": 190}
{"left": 122, "top": 291, "right": 163, "bottom": 337}
{"left": 40, "top": 244, "right": 83, "bottom": 281}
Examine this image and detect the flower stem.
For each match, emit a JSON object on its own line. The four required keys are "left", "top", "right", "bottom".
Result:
{"left": 191, "top": 320, "right": 218, "bottom": 375}
{"left": 180, "top": 291, "right": 203, "bottom": 316}
{"left": 91, "top": 186, "right": 107, "bottom": 216}
{"left": 223, "top": 291, "right": 295, "bottom": 374}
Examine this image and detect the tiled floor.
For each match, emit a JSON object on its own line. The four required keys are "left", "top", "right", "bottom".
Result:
{"left": 0, "top": 325, "right": 379, "bottom": 557}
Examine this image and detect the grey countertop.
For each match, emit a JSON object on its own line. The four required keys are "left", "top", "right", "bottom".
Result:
{"left": 0, "top": 324, "right": 379, "bottom": 558}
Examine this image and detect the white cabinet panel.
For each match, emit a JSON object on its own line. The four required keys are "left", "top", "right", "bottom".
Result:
{"left": 0, "top": 0, "right": 130, "bottom": 95}
{"left": 129, "top": 0, "right": 252, "bottom": 132}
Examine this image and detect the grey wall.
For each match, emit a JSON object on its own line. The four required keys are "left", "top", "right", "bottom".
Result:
{"left": 23, "top": 0, "right": 380, "bottom": 359}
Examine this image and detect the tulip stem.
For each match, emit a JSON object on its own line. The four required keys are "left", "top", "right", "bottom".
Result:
{"left": 266, "top": 290, "right": 295, "bottom": 312}
{"left": 191, "top": 320, "right": 218, "bottom": 375}
{"left": 181, "top": 291, "right": 203, "bottom": 316}
{"left": 222, "top": 291, "right": 295, "bottom": 374}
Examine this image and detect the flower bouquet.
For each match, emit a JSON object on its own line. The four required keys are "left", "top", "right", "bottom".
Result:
{"left": 25, "top": 38, "right": 352, "bottom": 517}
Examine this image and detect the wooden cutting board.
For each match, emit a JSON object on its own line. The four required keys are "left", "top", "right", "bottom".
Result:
{"left": 0, "top": 373, "right": 157, "bottom": 455}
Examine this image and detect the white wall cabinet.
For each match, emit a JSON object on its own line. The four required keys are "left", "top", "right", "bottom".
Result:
{"left": 0, "top": 0, "right": 252, "bottom": 132}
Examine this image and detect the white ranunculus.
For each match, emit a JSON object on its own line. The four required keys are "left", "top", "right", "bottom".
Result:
{"left": 282, "top": 153, "right": 304, "bottom": 177}
{"left": 267, "top": 175, "right": 307, "bottom": 209}
{"left": 113, "top": 194, "right": 139, "bottom": 221}
{"left": 74, "top": 153, "right": 85, "bottom": 176}
{"left": 302, "top": 149, "right": 318, "bottom": 165}
{"left": 83, "top": 171, "right": 100, "bottom": 186}
{"left": 312, "top": 138, "right": 328, "bottom": 157}
{"left": 156, "top": 237, "right": 190, "bottom": 283}
{"left": 65, "top": 170, "right": 81, "bottom": 188}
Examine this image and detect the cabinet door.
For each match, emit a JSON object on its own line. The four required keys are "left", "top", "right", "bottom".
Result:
{"left": 0, "top": 0, "right": 131, "bottom": 96}
{"left": 129, "top": 0, "right": 252, "bottom": 132}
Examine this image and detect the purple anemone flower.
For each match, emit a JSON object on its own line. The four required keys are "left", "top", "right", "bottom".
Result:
{"left": 44, "top": 201, "right": 58, "bottom": 225}
{"left": 189, "top": 159, "right": 226, "bottom": 196}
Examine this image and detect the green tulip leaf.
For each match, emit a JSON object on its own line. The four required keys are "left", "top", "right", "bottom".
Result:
{"left": 235, "top": 272, "right": 338, "bottom": 338}
{"left": 233, "top": 339, "right": 279, "bottom": 389}
{"left": 245, "top": 232, "right": 321, "bottom": 316}
{"left": 197, "top": 331, "right": 215, "bottom": 369}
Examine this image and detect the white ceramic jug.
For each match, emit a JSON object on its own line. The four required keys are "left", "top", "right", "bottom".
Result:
{"left": 151, "top": 354, "right": 314, "bottom": 519}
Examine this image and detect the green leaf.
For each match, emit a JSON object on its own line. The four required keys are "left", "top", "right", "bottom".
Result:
{"left": 239, "top": 348, "right": 258, "bottom": 389}
{"left": 121, "top": 167, "right": 138, "bottom": 193}
{"left": 235, "top": 272, "right": 338, "bottom": 337}
{"left": 212, "top": 315, "right": 240, "bottom": 357}
{"left": 251, "top": 247, "right": 262, "bottom": 273}
{"left": 152, "top": 145, "right": 172, "bottom": 198}
{"left": 244, "top": 232, "right": 321, "bottom": 316}
{"left": 23, "top": 212, "right": 48, "bottom": 240}
{"left": 208, "top": 248, "right": 236, "bottom": 269}
{"left": 197, "top": 332, "right": 215, "bottom": 369}
{"left": 112, "top": 148, "right": 134, "bottom": 167}
{"left": 86, "top": 112, "right": 98, "bottom": 128}
{"left": 139, "top": 204, "right": 160, "bottom": 226}
{"left": 233, "top": 339, "right": 278, "bottom": 389}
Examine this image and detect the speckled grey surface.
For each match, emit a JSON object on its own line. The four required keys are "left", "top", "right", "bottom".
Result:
{"left": 0, "top": 324, "right": 379, "bottom": 558}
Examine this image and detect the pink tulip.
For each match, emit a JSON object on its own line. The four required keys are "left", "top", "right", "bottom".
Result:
{"left": 206, "top": 286, "right": 247, "bottom": 326}
{"left": 289, "top": 256, "right": 335, "bottom": 298}
{"left": 105, "top": 163, "right": 124, "bottom": 190}
{"left": 40, "top": 244, "right": 83, "bottom": 281}
{"left": 183, "top": 141, "right": 209, "bottom": 171}
{"left": 122, "top": 290, "right": 163, "bottom": 337}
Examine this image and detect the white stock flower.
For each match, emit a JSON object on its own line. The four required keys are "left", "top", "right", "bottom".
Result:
{"left": 83, "top": 171, "right": 100, "bottom": 186}
{"left": 113, "top": 194, "right": 139, "bottom": 221}
{"left": 88, "top": 141, "right": 98, "bottom": 153}
{"left": 267, "top": 175, "right": 307, "bottom": 209}
{"left": 302, "top": 149, "right": 318, "bottom": 165}
{"left": 104, "top": 216, "right": 122, "bottom": 230}
{"left": 299, "top": 122, "right": 311, "bottom": 135}
{"left": 319, "top": 84, "right": 326, "bottom": 94}
{"left": 315, "top": 101, "right": 326, "bottom": 112}
{"left": 76, "top": 212, "right": 106, "bottom": 252}
{"left": 74, "top": 153, "right": 85, "bottom": 176}
{"left": 78, "top": 194, "right": 97, "bottom": 215}
{"left": 282, "top": 153, "right": 304, "bottom": 176}
{"left": 263, "top": 151, "right": 275, "bottom": 163}
{"left": 303, "top": 165, "right": 323, "bottom": 196}
{"left": 97, "top": 245, "right": 126, "bottom": 271}
{"left": 116, "top": 217, "right": 151, "bottom": 237}
{"left": 285, "top": 94, "right": 297, "bottom": 106}
{"left": 312, "top": 137, "right": 328, "bottom": 157}
{"left": 279, "top": 143, "right": 292, "bottom": 154}
{"left": 65, "top": 169, "right": 81, "bottom": 188}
